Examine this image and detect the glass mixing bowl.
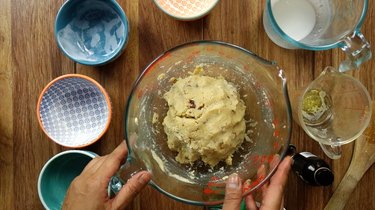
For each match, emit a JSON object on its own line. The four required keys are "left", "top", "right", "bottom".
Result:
{"left": 109, "top": 41, "right": 292, "bottom": 206}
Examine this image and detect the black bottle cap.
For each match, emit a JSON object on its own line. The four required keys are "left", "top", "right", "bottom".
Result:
{"left": 314, "top": 167, "right": 334, "bottom": 186}
{"left": 287, "top": 144, "right": 297, "bottom": 156}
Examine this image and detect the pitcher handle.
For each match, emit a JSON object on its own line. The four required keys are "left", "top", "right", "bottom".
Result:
{"left": 319, "top": 143, "right": 342, "bottom": 159}
{"left": 107, "top": 157, "right": 144, "bottom": 198}
{"left": 339, "top": 31, "right": 372, "bottom": 72}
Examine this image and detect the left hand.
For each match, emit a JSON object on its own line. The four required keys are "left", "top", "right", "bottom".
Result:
{"left": 62, "top": 141, "right": 152, "bottom": 210}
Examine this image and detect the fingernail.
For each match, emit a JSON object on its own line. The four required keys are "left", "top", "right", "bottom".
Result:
{"left": 242, "top": 179, "right": 252, "bottom": 192}
{"left": 288, "top": 156, "right": 294, "bottom": 166}
{"left": 138, "top": 172, "right": 150, "bottom": 184}
{"left": 259, "top": 164, "right": 265, "bottom": 170}
{"left": 244, "top": 179, "right": 251, "bottom": 186}
{"left": 227, "top": 173, "right": 239, "bottom": 189}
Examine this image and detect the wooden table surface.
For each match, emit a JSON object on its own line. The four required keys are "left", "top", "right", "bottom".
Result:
{"left": 1, "top": 0, "right": 375, "bottom": 209}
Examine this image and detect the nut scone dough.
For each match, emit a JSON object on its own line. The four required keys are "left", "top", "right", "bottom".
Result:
{"left": 163, "top": 74, "right": 246, "bottom": 167}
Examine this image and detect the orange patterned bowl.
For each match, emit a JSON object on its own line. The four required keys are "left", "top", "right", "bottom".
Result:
{"left": 37, "top": 74, "right": 112, "bottom": 148}
{"left": 153, "top": 0, "right": 220, "bottom": 21}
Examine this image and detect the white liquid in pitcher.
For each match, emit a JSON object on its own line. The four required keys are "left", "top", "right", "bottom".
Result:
{"left": 271, "top": 0, "right": 316, "bottom": 41}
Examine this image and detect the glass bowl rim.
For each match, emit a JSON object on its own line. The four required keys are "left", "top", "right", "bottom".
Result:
{"left": 124, "top": 40, "right": 292, "bottom": 206}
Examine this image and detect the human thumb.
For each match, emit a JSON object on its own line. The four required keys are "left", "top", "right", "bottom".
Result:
{"left": 222, "top": 173, "right": 243, "bottom": 210}
{"left": 111, "top": 171, "right": 151, "bottom": 210}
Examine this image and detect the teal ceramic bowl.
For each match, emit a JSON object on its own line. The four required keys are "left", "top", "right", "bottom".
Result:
{"left": 37, "top": 150, "right": 97, "bottom": 210}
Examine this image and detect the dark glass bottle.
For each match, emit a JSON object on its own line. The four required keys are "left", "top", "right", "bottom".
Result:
{"left": 292, "top": 151, "right": 334, "bottom": 186}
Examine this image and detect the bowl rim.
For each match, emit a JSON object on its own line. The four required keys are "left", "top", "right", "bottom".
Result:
{"left": 152, "top": 0, "right": 220, "bottom": 21}
{"left": 37, "top": 74, "right": 112, "bottom": 148}
{"left": 124, "top": 40, "right": 292, "bottom": 206}
{"left": 54, "top": 0, "right": 130, "bottom": 66}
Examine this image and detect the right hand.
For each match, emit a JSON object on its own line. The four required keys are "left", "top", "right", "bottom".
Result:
{"left": 222, "top": 156, "right": 292, "bottom": 210}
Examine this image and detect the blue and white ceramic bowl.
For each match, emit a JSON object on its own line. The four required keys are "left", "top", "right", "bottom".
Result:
{"left": 37, "top": 74, "right": 112, "bottom": 148}
{"left": 55, "top": 0, "right": 129, "bottom": 65}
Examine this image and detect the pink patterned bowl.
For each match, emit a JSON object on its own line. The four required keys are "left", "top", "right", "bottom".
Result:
{"left": 153, "top": 0, "right": 220, "bottom": 21}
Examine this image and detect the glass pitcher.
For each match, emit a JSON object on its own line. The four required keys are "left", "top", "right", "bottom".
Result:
{"left": 263, "top": 0, "right": 372, "bottom": 72}
{"left": 290, "top": 66, "right": 372, "bottom": 159}
{"left": 108, "top": 41, "right": 292, "bottom": 206}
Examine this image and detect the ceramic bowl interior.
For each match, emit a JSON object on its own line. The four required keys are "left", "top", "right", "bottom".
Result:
{"left": 38, "top": 75, "right": 111, "bottom": 148}
{"left": 153, "top": 0, "right": 220, "bottom": 20}
{"left": 55, "top": 0, "right": 129, "bottom": 65}
{"left": 38, "top": 151, "right": 95, "bottom": 210}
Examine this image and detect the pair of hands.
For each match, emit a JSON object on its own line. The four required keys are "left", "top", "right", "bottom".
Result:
{"left": 62, "top": 142, "right": 292, "bottom": 210}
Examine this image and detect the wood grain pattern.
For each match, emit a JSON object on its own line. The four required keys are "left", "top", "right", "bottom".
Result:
{"left": 0, "top": 0, "right": 13, "bottom": 209}
{"left": 10, "top": 0, "right": 73, "bottom": 208}
{"left": 1, "top": 0, "right": 375, "bottom": 210}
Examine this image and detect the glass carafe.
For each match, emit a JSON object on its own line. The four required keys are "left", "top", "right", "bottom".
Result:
{"left": 290, "top": 66, "right": 372, "bottom": 159}
{"left": 263, "top": 0, "right": 372, "bottom": 72}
